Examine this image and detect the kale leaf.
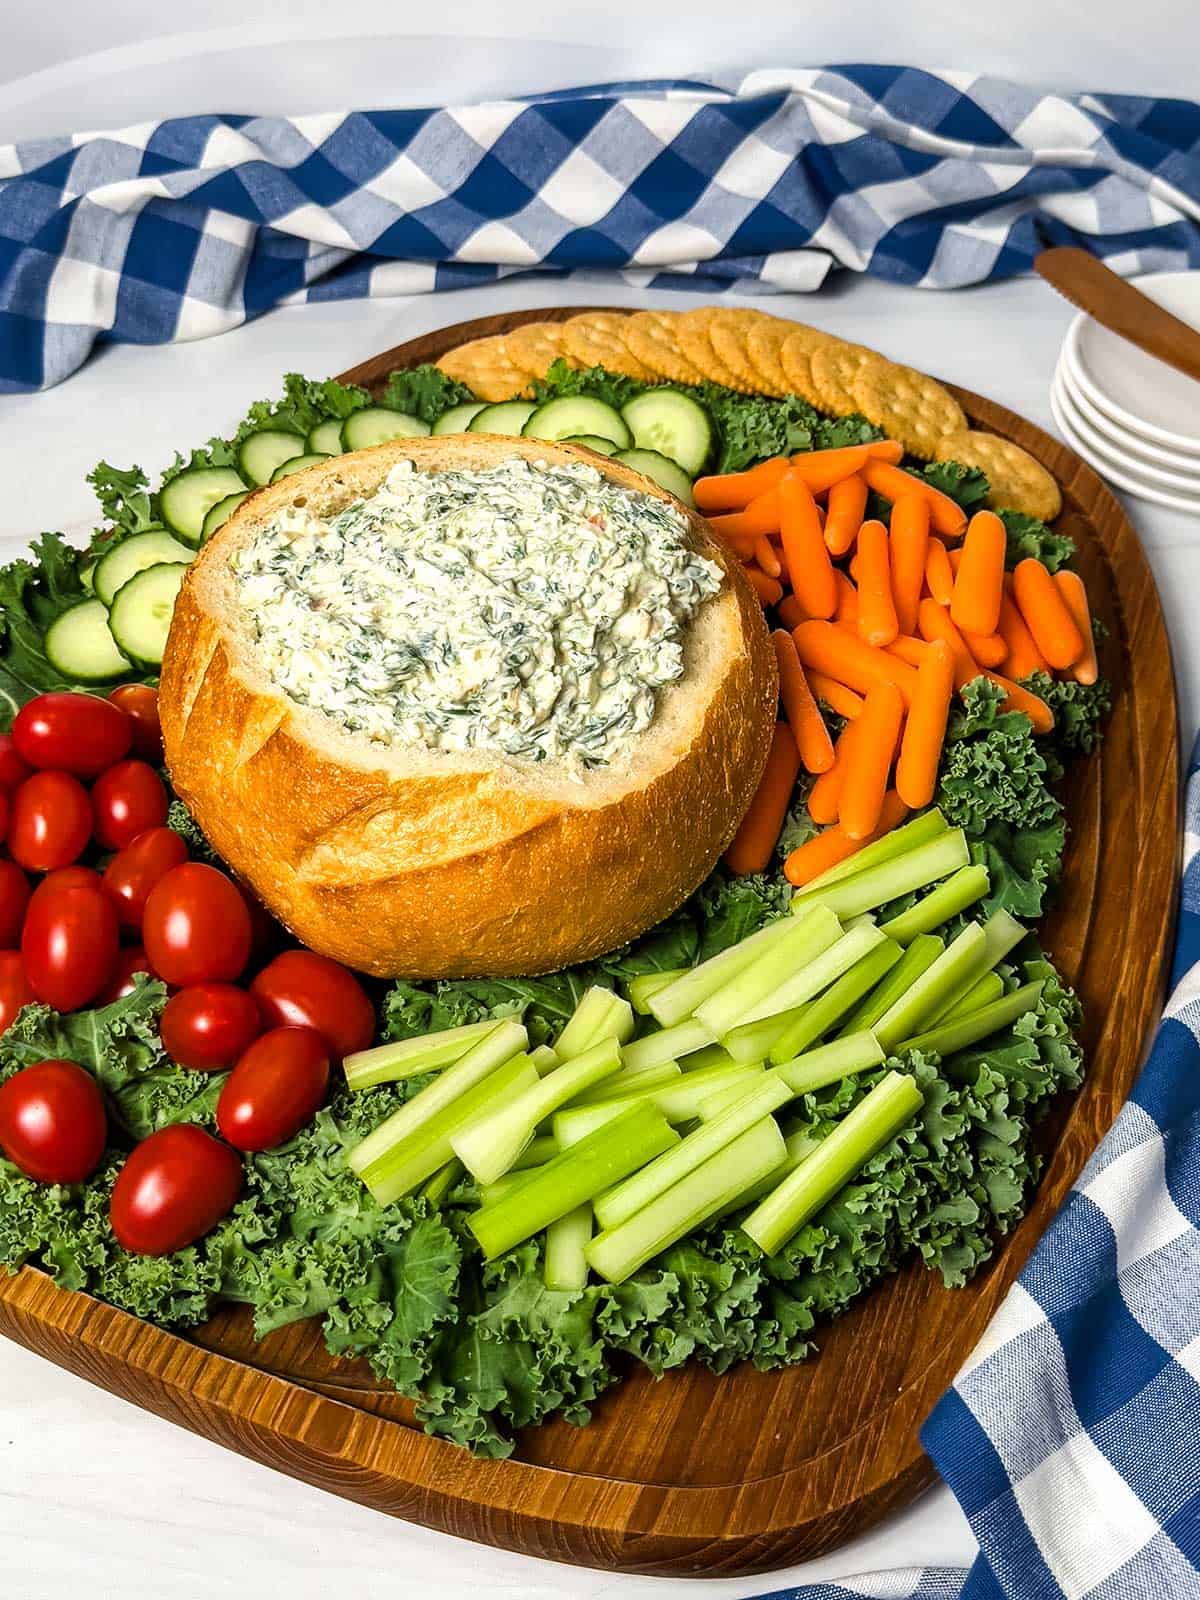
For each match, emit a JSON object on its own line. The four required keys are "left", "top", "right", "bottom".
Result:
{"left": 383, "top": 365, "right": 475, "bottom": 424}
{"left": 1000, "top": 509, "right": 1075, "bottom": 572}
{"left": 1022, "top": 671, "right": 1112, "bottom": 757}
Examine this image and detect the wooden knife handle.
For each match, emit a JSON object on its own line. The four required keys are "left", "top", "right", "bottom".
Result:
{"left": 1035, "top": 246, "right": 1200, "bottom": 385}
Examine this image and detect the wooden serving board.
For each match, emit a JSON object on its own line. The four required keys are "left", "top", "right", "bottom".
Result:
{"left": 0, "top": 309, "right": 1181, "bottom": 1578}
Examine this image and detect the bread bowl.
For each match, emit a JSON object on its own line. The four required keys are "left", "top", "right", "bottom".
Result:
{"left": 159, "top": 435, "right": 776, "bottom": 978}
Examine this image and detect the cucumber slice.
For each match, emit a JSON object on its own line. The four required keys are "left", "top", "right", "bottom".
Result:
{"left": 159, "top": 465, "right": 247, "bottom": 546}
{"left": 80, "top": 561, "right": 96, "bottom": 593}
{"left": 238, "top": 430, "right": 306, "bottom": 488}
{"left": 564, "top": 434, "right": 618, "bottom": 456}
{"left": 107, "top": 563, "right": 189, "bottom": 666}
{"left": 341, "top": 408, "right": 430, "bottom": 449}
{"left": 307, "top": 418, "right": 345, "bottom": 455}
{"left": 200, "top": 490, "right": 250, "bottom": 542}
{"left": 94, "top": 530, "right": 193, "bottom": 606}
{"left": 522, "top": 397, "right": 632, "bottom": 450}
{"left": 43, "top": 600, "right": 130, "bottom": 683}
{"left": 269, "top": 452, "right": 331, "bottom": 483}
{"left": 469, "top": 401, "right": 536, "bottom": 436}
{"left": 432, "top": 402, "right": 487, "bottom": 435}
{"left": 620, "top": 390, "right": 713, "bottom": 476}
{"left": 613, "top": 448, "right": 696, "bottom": 507}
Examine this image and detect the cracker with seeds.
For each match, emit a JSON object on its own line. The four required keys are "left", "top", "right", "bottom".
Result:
{"left": 708, "top": 308, "right": 777, "bottom": 393}
{"left": 675, "top": 307, "right": 745, "bottom": 390}
{"left": 935, "top": 430, "right": 1062, "bottom": 521}
{"left": 505, "top": 320, "right": 575, "bottom": 383}
{"left": 561, "top": 312, "right": 651, "bottom": 378}
{"left": 437, "top": 336, "right": 530, "bottom": 402}
{"left": 623, "top": 310, "right": 706, "bottom": 384}
{"left": 809, "top": 339, "right": 882, "bottom": 416}
{"left": 852, "top": 359, "right": 966, "bottom": 459}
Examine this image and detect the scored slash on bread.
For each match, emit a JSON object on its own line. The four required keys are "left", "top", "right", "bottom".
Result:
{"left": 159, "top": 437, "right": 778, "bottom": 980}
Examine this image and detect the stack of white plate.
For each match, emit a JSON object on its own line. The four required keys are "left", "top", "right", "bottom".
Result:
{"left": 1051, "top": 271, "right": 1200, "bottom": 512}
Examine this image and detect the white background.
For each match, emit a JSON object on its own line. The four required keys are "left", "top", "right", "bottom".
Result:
{"left": 0, "top": 10, "right": 1195, "bottom": 1598}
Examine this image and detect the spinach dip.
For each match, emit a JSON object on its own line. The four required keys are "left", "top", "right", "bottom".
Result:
{"left": 231, "top": 457, "right": 723, "bottom": 769}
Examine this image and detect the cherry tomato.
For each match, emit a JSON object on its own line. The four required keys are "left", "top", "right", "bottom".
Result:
{"left": 109, "top": 1124, "right": 243, "bottom": 1256}
{"left": 235, "top": 881, "right": 282, "bottom": 968}
{"left": 101, "top": 826, "right": 188, "bottom": 933}
{"left": 0, "top": 951, "right": 34, "bottom": 1034}
{"left": 0, "top": 860, "right": 31, "bottom": 948}
{"left": 216, "top": 1025, "right": 329, "bottom": 1152}
{"left": 32, "top": 865, "right": 102, "bottom": 900}
{"left": 0, "top": 734, "right": 32, "bottom": 792}
{"left": 13, "top": 692, "right": 132, "bottom": 778}
{"left": 98, "top": 946, "right": 159, "bottom": 1004}
{"left": 108, "top": 685, "right": 162, "bottom": 762}
{"left": 142, "top": 863, "right": 252, "bottom": 986}
{"left": 8, "top": 771, "right": 92, "bottom": 871}
{"left": 0, "top": 1060, "right": 106, "bottom": 1184}
{"left": 160, "top": 983, "right": 261, "bottom": 1071}
{"left": 0, "top": 791, "right": 8, "bottom": 841}
{"left": 21, "top": 884, "right": 119, "bottom": 1011}
{"left": 90, "top": 760, "right": 168, "bottom": 851}
{"left": 250, "top": 950, "right": 374, "bottom": 1063}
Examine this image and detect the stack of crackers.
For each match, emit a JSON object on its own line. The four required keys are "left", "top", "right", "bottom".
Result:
{"left": 436, "top": 306, "right": 1061, "bottom": 522}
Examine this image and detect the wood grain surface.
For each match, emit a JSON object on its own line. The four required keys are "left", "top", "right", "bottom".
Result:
{"left": 0, "top": 307, "right": 1180, "bottom": 1578}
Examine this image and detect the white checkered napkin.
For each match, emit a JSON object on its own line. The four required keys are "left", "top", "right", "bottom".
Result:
{"left": 3, "top": 66, "right": 1200, "bottom": 390}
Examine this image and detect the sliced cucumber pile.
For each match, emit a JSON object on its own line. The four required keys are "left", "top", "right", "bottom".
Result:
{"left": 94, "top": 529, "right": 193, "bottom": 606}
{"left": 44, "top": 600, "right": 130, "bottom": 682}
{"left": 620, "top": 390, "right": 712, "bottom": 476}
{"left": 522, "top": 397, "right": 632, "bottom": 450}
{"left": 270, "top": 452, "right": 331, "bottom": 483}
{"left": 306, "top": 418, "right": 345, "bottom": 455}
{"left": 432, "top": 402, "right": 487, "bottom": 435}
{"left": 469, "top": 401, "right": 536, "bottom": 436}
{"left": 564, "top": 434, "right": 619, "bottom": 456}
{"left": 201, "top": 490, "right": 250, "bottom": 542}
{"left": 239, "top": 430, "right": 307, "bottom": 487}
{"left": 160, "top": 465, "right": 247, "bottom": 546}
{"left": 341, "top": 407, "right": 430, "bottom": 449}
{"left": 107, "top": 563, "right": 190, "bottom": 667}
{"left": 613, "top": 449, "right": 696, "bottom": 507}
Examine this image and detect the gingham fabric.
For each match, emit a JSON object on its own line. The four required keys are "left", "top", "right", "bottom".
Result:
{"left": 4, "top": 66, "right": 1200, "bottom": 391}
{"left": 753, "top": 734, "right": 1200, "bottom": 1598}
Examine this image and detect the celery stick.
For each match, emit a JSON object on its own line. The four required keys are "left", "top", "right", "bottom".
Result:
{"left": 544, "top": 1205, "right": 592, "bottom": 1291}
{"left": 511, "top": 1133, "right": 558, "bottom": 1170}
{"left": 900, "top": 979, "right": 1045, "bottom": 1058}
{"left": 452, "top": 1036, "right": 623, "bottom": 1184}
{"left": 925, "top": 908, "right": 1026, "bottom": 1023}
{"left": 555, "top": 987, "right": 634, "bottom": 1059}
{"left": 343, "top": 1019, "right": 503, "bottom": 1091}
{"left": 680, "top": 1044, "right": 747, "bottom": 1073}
{"left": 479, "top": 1168, "right": 536, "bottom": 1208}
{"left": 627, "top": 970, "right": 688, "bottom": 1015}
{"left": 587, "top": 1120, "right": 786, "bottom": 1284}
{"left": 880, "top": 863, "right": 990, "bottom": 945}
{"left": 574, "top": 1060, "right": 681, "bottom": 1104}
{"left": 836, "top": 933, "right": 944, "bottom": 1037}
{"left": 712, "top": 1128, "right": 821, "bottom": 1220}
{"left": 648, "top": 917, "right": 800, "bottom": 1026}
{"left": 421, "top": 1158, "right": 464, "bottom": 1207}
{"left": 769, "top": 940, "right": 901, "bottom": 1061}
{"left": 793, "top": 830, "right": 969, "bottom": 921}
{"left": 695, "top": 905, "right": 842, "bottom": 1038}
{"left": 939, "top": 971, "right": 1005, "bottom": 1024}
{"left": 721, "top": 1009, "right": 800, "bottom": 1065}
{"left": 621, "top": 1018, "right": 714, "bottom": 1073}
{"left": 348, "top": 1019, "right": 528, "bottom": 1176}
{"left": 552, "top": 1063, "right": 761, "bottom": 1148}
{"left": 873, "top": 925, "right": 987, "bottom": 1051}
{"left": 792, "top": 809, "right": 949, "bottom": 898}
{"left": 742, "top": 1071, "right": 923, "bottom": 1255}
{"left": 595, "top": 1075, "right": 793, "bottom": 1231}
{"left": 736, "top": 923, "right": 887, "bottom": 1028}
{"left": 356, "top": 1053, "right": 538, "bottom": 1204}
{"left": 470, "top": 1103, "right": 679, "bottom": 1260}
{"left": 699, "top": 1030, "right": 883, "bottom": 1118}
{"left": 528, "top": 1045, "right": 560, "bottom": 1076}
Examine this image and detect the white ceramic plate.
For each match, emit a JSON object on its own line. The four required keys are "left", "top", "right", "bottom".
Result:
{"left": 1057, "top": 355, "right": 1200, "bottom": 474}
{"left": 1055, "top": 364, "right": 1200, "bottom": 491}
{"left": 1063, "top": 271, "right": 1200, "bottom": 456}
{"left": 1051, "top": 377, "right": 1200, "bottom": 514}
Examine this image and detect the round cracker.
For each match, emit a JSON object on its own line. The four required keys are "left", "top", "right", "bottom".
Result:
{"left": 623, "top": 310, "right": 706, "bottom": 384}
{"left": 745, "top": 317, "right": 794, "bottom": 396}
{"left": 851, "top": 359, "right": 966, "bottom": 459}
{"left": 934, "top": 430, "right": 1062, "bottom": 521}
{"left": 675, "top": 307, "right": 746, "bottom": 390}
{"left": 436, "top": 336, "right": 530, "bottom": 402}
{"left": 779, "top": 326, "right": 842, "bottom": 407}
{"left": 708, "top": 308, "right": 777, "bottom": 393}
{"left": 561, "top": 312, "right": 651, "bottom": 379}
{"left": 808, "top": 339, "right": 882, "bottom": 416}
{"left": 504, "top": 320, "right": 575, "bottom": 382}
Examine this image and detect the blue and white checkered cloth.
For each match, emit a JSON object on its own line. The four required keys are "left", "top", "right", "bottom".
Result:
{"left": 4, "top": 66, "right": 1200, "bottom": 391}
{"left": 752, "top": 733, "right": 1199, "bottom": 1599}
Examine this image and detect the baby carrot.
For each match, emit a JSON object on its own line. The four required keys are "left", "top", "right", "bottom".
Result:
{"left": 961, "top": 627, "right": 1007, "bottom": 669}
{"left": 777, "top": 594, "right": 807, "bottom": 631}
{"left": 855, "top": 520, "right": 899, "bottom": 648}
{"left": 865, "top": 439, "right": 905, "bottom": 464}
{"left": 773, "top": 630, "right": 835, "bottom": 775}
{"left": 783, "top": 790, "right": 909, "bottom": 888}
{"left": 1011, "top": 559, "right": 1084, "bottom": 670}
{"left": 950, "top": 510, "right": 1006, "bottom": 636}
{"left": 707, "top": 489, "right": 781, "bottom": 543}
{"left": 982, "top": 671, "right": 1055, "bottom": 735}
{"left": 917, "top": 598, "right": 978, "bottom": 690}
{"left": 924, "top": 540, "right": 954, "bottom": 605}
{"left": 779, "top": 470, "right": 837, "bottom": 620}
{"left": 896, "top": 640, "right": 954, "bottom": 809}
{"left": 755, "top": 536, "right": 782, "bottom": 578}
{"left": 792, "top": 620, "right": 918, "bottom": 706}
{"left": 861, "top": 459, "right": 967, "bottom": 539}
{"left": 998, "top": 583, "right": 1047, "bottom": 679}
{"left": 807, "top": 722, "right": 854, "bottom": 824}
{"left": 724, "top": 722, "right": 801, "bottom": 875}
{"left": 839, "top": 681, "right": 905, "bottom": 840}
{"left": 789, "top": 445, "right": 869, "bottom": 495}
{"left": 887, "top": 635, "right": 929, "bottom": 669}
{"left": 1053, "top": 570, "right": 1099, "bottom": 685}
{"left": 694, "top": 456, "right": 789, "bottom": 513}
{"left": 807, "top": 671, "right": 866, "bottom": 720}
{"left": 745, "top": 567, "right": 783, "bottom": 607}
{"left": 889, "top": 495, "right": 930, "bottom": 637}
{"left": 834, "top": 570, "right": 859, "bottom": 626}
{"left": 824, "top": 473, "right": 868, "bottom": 557}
